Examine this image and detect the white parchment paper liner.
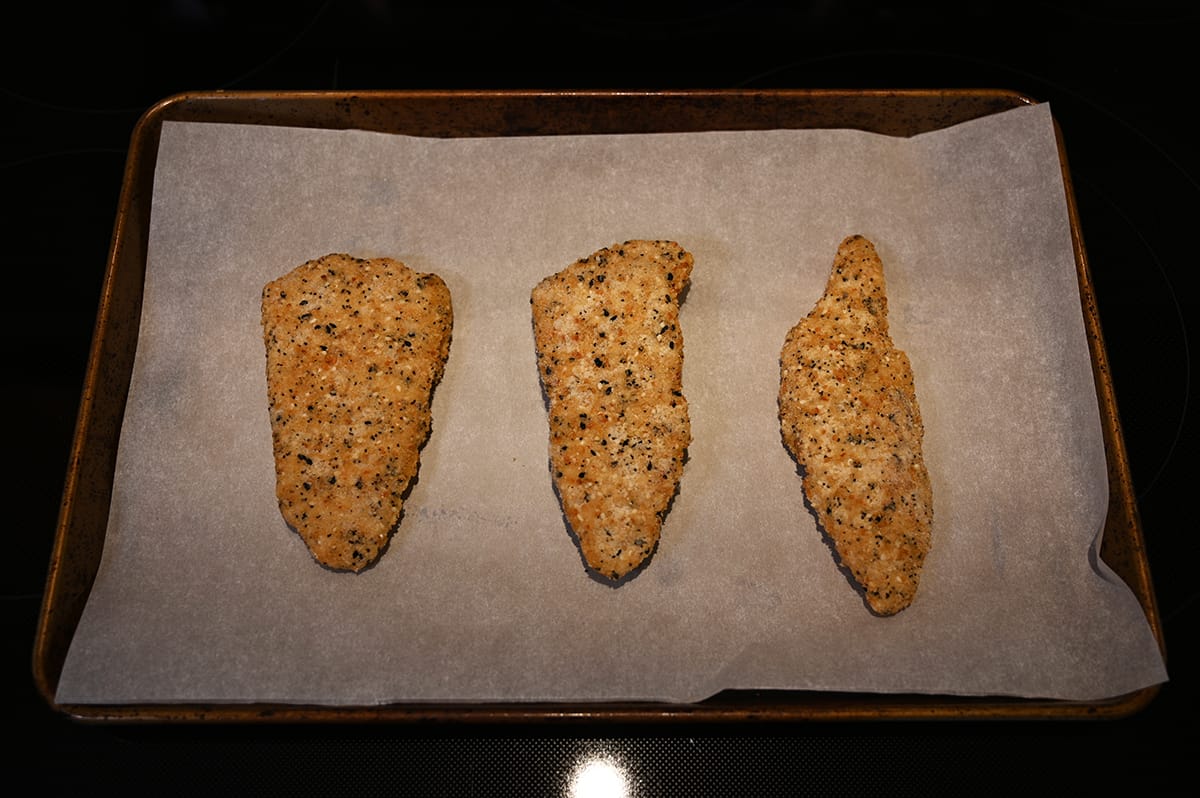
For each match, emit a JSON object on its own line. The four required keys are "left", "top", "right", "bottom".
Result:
{"left": 57, "top": 103, "right": 1167, "bottom": 705}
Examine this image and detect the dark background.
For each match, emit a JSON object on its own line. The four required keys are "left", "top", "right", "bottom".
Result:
{"left": 3, "top": 1, "right": 1194, "bottom": 794}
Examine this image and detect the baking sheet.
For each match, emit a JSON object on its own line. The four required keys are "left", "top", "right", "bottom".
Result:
{"left": 55, "top": 103, "right": 1167, "bottom": 705}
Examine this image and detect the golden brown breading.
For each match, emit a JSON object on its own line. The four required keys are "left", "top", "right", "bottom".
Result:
{"left": 262, "top": 254, "right": 453, "bottom": 571}
{"left": 532, "top": 240, "right": 693, "bottom": 581}
{"left": 778, "top": 235, "right": 932, "bottom": 615}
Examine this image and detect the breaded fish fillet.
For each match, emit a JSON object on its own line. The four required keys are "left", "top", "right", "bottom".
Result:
{"left": 532, "top": 240, "right": 693, "bottom": 581}
{"left": 262, "top": 254, "right": 453, "bottom": 571}
{"left": 778, "top": 235, "right": 932, "bottom": 615}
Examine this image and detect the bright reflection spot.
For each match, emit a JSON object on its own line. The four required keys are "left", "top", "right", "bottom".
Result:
{"left": 567, "top": 753, "right": 631, "bottom": 798}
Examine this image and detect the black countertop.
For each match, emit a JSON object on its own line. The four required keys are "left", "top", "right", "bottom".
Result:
{"left": 4, "top": 2, "right": 1194, "bottom": 793}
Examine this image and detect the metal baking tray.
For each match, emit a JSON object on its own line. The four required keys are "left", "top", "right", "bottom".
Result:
{"left": 33, "top": 89, "right": 1164, "bottom": 723}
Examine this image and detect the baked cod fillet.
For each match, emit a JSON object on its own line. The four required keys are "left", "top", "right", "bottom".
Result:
{"left": 532, "top": 240, "right": 693, "bottom": 581}
{"left": 778, "top": 235, "right": 932, "bottom": 615}
{"left": 262, "top": 253, "right": 453, "bottom": 571}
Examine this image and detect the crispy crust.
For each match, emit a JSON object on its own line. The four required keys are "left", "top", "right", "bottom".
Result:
{"left": 778, "top": 235, "right": 932, "bottom": 615}
{"left": 262, "top": 254, "right": 452, "bottom": 571}
{"left": 531, "top": 240, "right": 693, "bottom": 581}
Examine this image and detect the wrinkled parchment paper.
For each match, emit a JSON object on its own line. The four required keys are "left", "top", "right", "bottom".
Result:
{"left": 57, "top": 103, "right": 1167, "bottom": 705}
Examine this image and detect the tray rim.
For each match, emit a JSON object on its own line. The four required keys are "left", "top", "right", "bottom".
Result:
{"left": 32, "top": 87, "right": 1166, "bottom": 724}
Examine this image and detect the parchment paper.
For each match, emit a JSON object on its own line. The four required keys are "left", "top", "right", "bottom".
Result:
{"left": 56, "top": 103, "right": 1168, "bottom": 705}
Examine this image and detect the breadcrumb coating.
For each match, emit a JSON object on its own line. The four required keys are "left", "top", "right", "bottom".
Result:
{"left": 779, "top": 235, "right": 932, "bottom": 615}
{"left": 532, "top": 240, "right": 693, "bottom": 581}
{"left": 262, "top": 254, "right": 452, "bottom": 571}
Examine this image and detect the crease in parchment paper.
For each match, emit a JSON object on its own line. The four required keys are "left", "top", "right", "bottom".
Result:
{"left": 56, "top": 103, "right": 1167, "bottom": 706}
